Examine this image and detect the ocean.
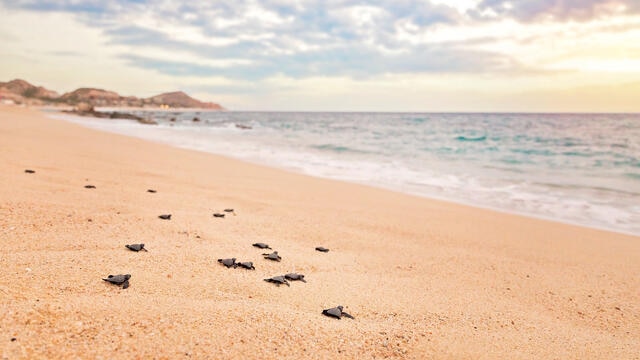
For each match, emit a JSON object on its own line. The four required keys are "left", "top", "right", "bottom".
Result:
{"left": 50, "top": 111, "right": 640, "bottom": 236}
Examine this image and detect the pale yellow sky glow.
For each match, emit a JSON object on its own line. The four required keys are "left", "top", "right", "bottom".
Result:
{"left": 0, "top": 1, "right": 639, "bottom": 111}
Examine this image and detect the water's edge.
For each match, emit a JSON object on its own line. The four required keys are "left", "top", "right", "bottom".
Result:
{"left": 47, "top": 111, "right": 640, "bottom": 237}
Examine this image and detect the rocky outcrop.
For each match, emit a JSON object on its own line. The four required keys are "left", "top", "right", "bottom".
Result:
{"left": 63, "top": 103, "right": 157, "bottom": 125}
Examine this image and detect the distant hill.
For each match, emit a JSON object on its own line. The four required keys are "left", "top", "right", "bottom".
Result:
{"left": 59, "top": 87, "right": 123, "bottom": 106}
{"left": 0, "top": 78, "right": 224, "bottom": 109}
{"left": 0, "top": 79, "right": 60, "bottom": 104}
{"left": 147, "top": 91, "right": 223, "bottom": 110}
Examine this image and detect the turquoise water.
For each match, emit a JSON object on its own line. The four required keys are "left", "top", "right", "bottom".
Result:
{"left": 54, "top": 111, "right": 640, "bottom": 236}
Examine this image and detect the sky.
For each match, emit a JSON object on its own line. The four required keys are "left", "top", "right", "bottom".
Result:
{"left": 1, "top": 0, "right": 639, "bottom": 112}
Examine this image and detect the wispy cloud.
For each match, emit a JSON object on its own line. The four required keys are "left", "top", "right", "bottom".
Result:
{"left": 473, "top": 0, "right": 639, "bottom": 22}
{"left": 1, "top": 0, "right": 515, "bottom": 80}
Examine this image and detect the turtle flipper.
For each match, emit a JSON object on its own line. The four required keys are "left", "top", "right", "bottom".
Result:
{"left": 122, "top": 280, "right": 130, "bottom": 289}
{"left": 342, "top": 312, "right": 354, "bottom": 319}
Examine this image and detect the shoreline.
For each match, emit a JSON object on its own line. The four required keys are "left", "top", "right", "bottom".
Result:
{"left": 2, "top": 104, "right": 639, "bottom": 359}
{"left": 49, "top": 109, "right": 640, "bottom": 238}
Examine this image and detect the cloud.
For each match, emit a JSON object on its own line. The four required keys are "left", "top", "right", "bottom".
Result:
{"left": 4, "top": 0, "right": 637, "bottom": 84}
{"left": 1, "top": 0, "right": 147, "bottom": 17}
{"left": 117, "top": 39, "right": 519, "bottom": 80}
{"left": 472, "top": 0, "right": 640, "bottom": 22}
{"left": 47, "top": 50, "right": 84, "bottom": 57}
{"left": 3, "top": 0, "right": 504, "bottom": 80}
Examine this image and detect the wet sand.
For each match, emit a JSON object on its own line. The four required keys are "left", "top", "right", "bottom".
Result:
{"left": 1, "top": 105, "right": 638, "bottom": 359}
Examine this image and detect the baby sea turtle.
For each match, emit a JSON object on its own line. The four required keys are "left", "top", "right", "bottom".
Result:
{"left": 103, "top": 274, "right": 131, "bottom": 289}
{"left": 24, "top": 169, "right": 35, "bottom": 174}
{"left": 264, "top": 276, "right": 290, "bottom": 287}
{"left": 125, "top": 243, "right": 148, "bottom": 252}
{"left": 262, "top": 251, "right": 281, "bottom": 261}
{"left": 252, "top": 242, "right": 271, "bottom": 249}
{"left": 322, "top": 305, "right": 354, "bottom": 320}
{"left": 147, "top": 189, "right": 157, "bottom": 193}
{"left": 237, "top": 261, "right": 255, "bottom": 270}
{"left": 84, "top": 185, "right": 96, "bottom": 189}
{"left": 158, "top": 214, "right": 171, "bottom": 220}
{"left": 284, "top": 273, "right": 306, "bottom": 282}
{"left": 224, "top": 208, "right": 234, "bottom": 213}
{"left": 213, "top": 213, "right": 225, "bottom": 218}
{"left": 218, "top": 258, "right": 237, "bottom": 268}
{"left": 315, "top": 247, "right": 330, "bottom": 252}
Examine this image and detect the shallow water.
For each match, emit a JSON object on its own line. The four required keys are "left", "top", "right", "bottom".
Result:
{"left": 51, "top": 111, "right": 640, "bottom": 236}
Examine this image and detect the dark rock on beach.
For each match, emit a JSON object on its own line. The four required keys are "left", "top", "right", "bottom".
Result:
{"left": 64, "top": 105, "right": 157, "bottom": 125}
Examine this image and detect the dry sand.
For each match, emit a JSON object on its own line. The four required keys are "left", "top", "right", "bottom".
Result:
{"left": 1, "top": 105, "right": 639, "bottom": 359}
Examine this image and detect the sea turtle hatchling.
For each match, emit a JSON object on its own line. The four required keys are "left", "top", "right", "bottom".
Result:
{"left": 264, "top": 275, "right": 290, "bottom": 287}
{"left": 252, "top": 242, "right": 271, "bottom": 249}
{"left": 236, "top": 261, "right": 255, "bottom": 270}
{"left": 262, "top": 251, "right": 281, "bottom": 262}
{"left": 213, "top": 213, "right": 225, "bottom": 218}
{"left": 102, "top": 274, "right": 131, "bottom": 289}
{"left": 217, "top": 258, "right": 237, "bottom": 268}
{"left": 158, "top": 214, "right": 172, "bottom": 220}
{"left": 315, "top": 247, "right": 330, "bottom": 253}
{"left": 322, "top": 305, "right": 354, "bottom": 320}
{"left": 125, "top": 243, "right": 148, "bottom": 252}
{"left": 284, "top": 273, "right": 306, "bottom": 283}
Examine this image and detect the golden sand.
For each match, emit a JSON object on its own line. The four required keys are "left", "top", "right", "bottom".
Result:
{"left": 1, "top": 105, "right": 638, "bottom": 359}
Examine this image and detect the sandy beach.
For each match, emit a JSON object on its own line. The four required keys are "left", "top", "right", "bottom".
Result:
{"left": 1, "top": 105, "right": 638, "bottom": 359}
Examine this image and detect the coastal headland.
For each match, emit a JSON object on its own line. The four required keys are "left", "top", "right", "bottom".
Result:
{"left": 0, "top": 79, "right": 223, "bottom": 110}
{"left": 1, "top": 105, "right": 638, "bottom": 359}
